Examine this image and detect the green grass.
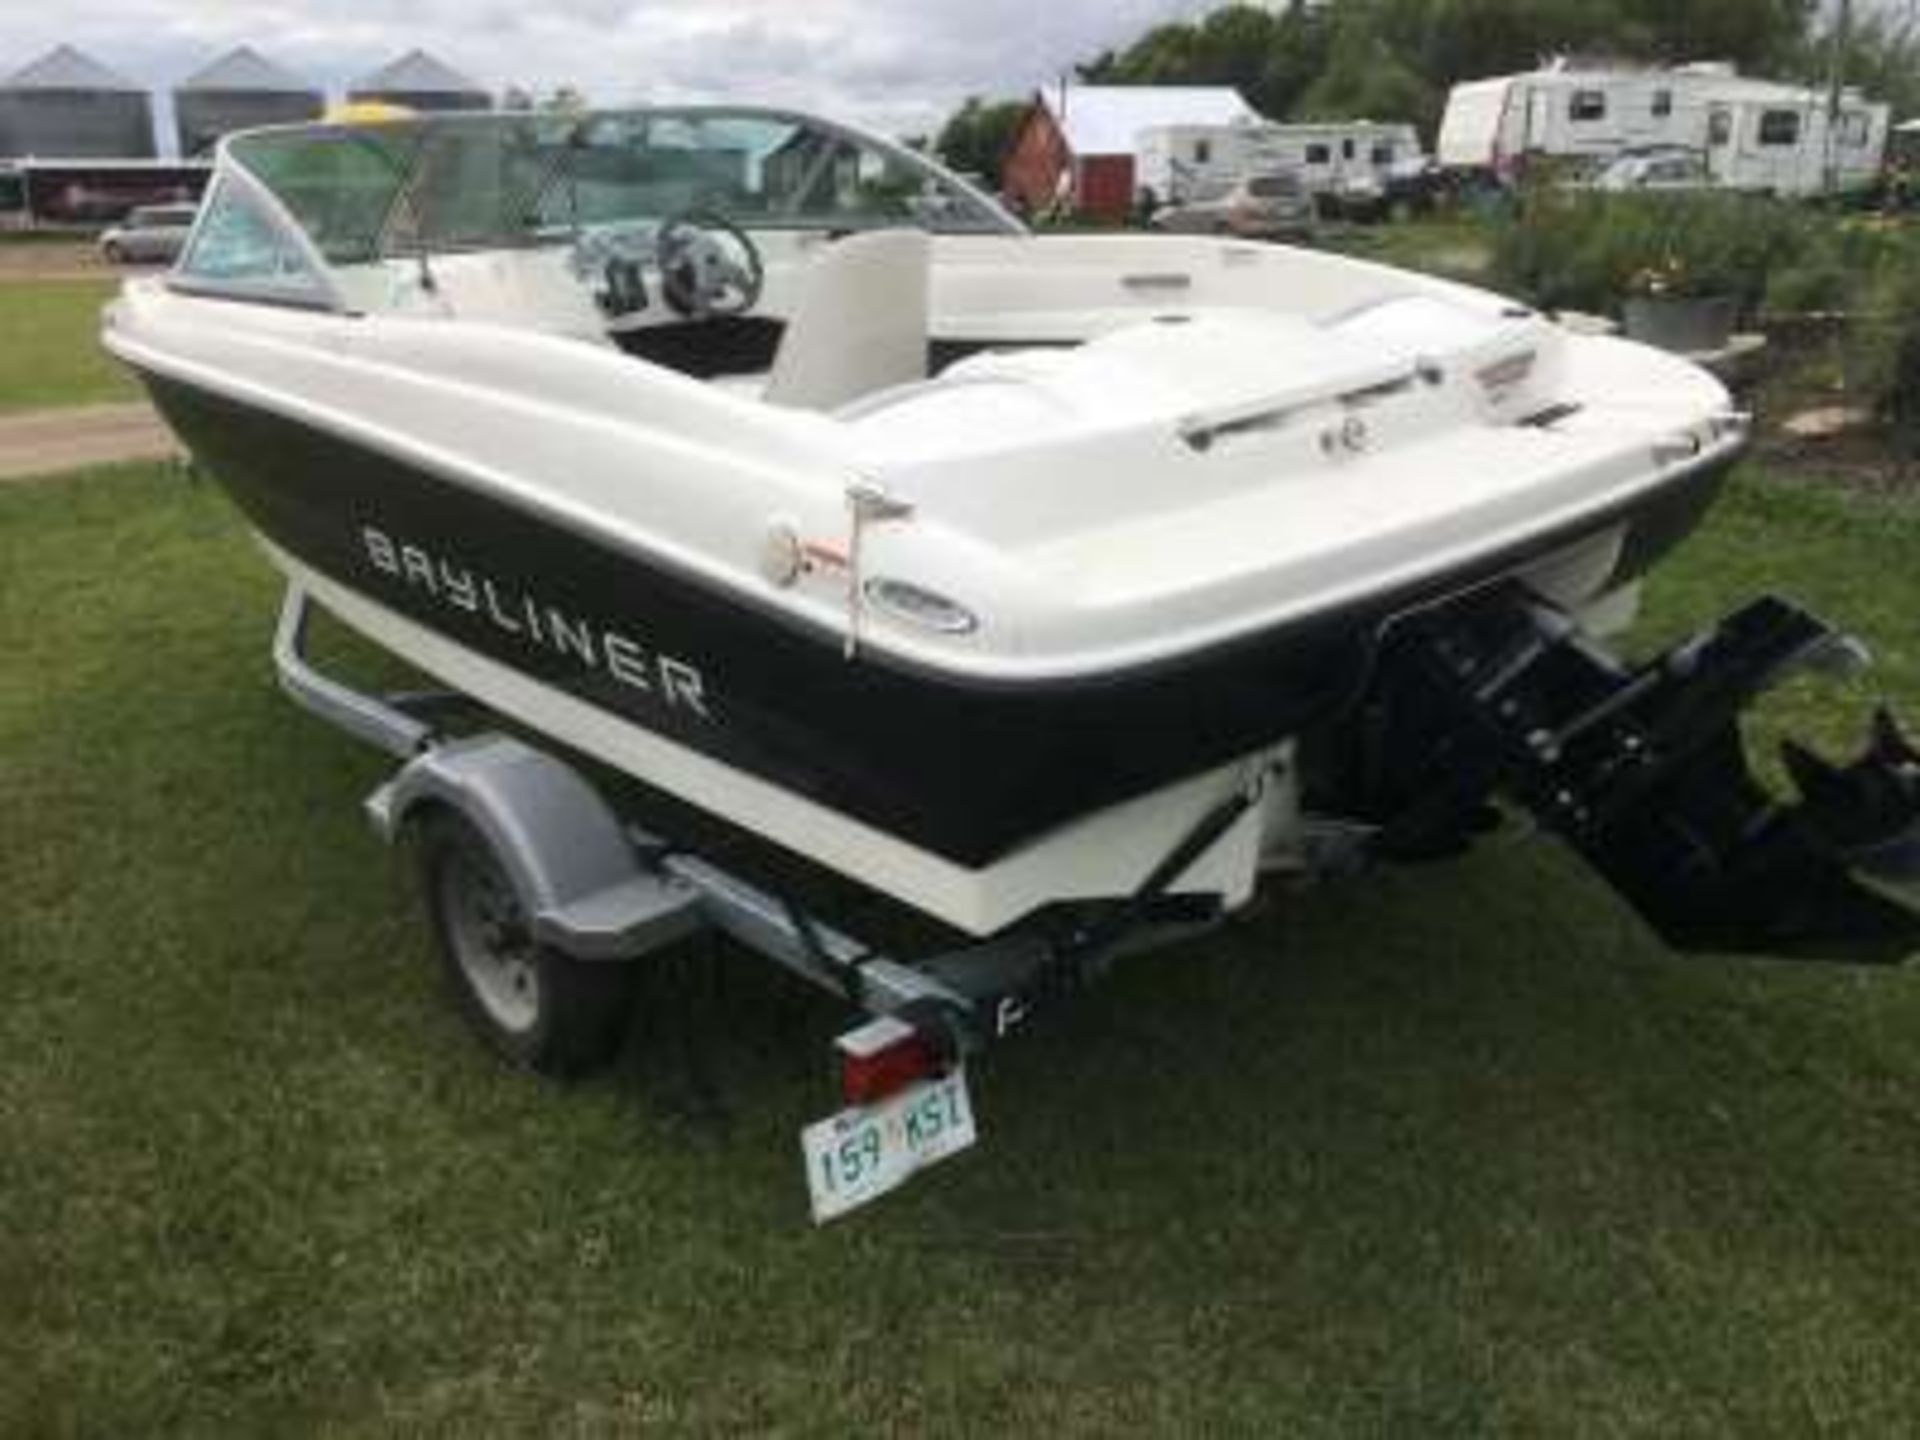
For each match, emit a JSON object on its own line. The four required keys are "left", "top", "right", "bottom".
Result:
{"left": 1320, "top": 213, "right": 1497, "bottom": 283}
{"left": 0, "top": 279, "right": 136, "bottom": 413}
{"left": 3, "top": 464, "right": 1919, "bottom": 1434}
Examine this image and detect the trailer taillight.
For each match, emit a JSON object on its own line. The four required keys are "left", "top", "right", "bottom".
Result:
{"left": 836, "top": 1014, "right": 944, "bottom": 1107}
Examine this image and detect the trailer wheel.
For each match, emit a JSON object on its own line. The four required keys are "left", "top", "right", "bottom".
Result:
{"left": 415, "top": 810, "right": 634, "bottom": 1077}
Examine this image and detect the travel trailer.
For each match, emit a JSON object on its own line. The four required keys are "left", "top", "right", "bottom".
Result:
{"left": 1439, "top": 61, "right": 1888, "bottom": 196}
{"left": 1138, "top": 120, "right": 1426, "bottom": 207}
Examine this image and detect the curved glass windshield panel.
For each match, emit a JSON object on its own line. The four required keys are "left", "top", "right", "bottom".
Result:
{"left": 176, "top": 176, "right": 329, "bottom": 302}
{"left": 538, "top": 112, "right": 988, "bottom": 230}
{"left": 233, "top": 124, "right": 426, "bottom": 265}
{"left": 228, "top": 107, "right": 1019, "bottom": 264}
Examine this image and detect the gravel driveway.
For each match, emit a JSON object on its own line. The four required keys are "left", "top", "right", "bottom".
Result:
{"left": 0, "top": 402, "right": 179, "bottom": 481}
{"left": 0, "top": 241, "right": 130, "bottom": 283}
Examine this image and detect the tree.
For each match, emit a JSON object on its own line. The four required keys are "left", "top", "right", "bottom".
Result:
{"left": 933, "top": 97, "right": 1029, "bottom": 185}
{"left": 1071, "top": 3, "right": 1331, "bottom": 117}
{"left": 1256, "top": 3, "right": 1334, "bottom": 118}
{"left": 1616, "top": 0, "right": 1814, "bottom": 72}
{"left": 1063, "top": 0, "right": 1828, "bottom": 141}
{"left": 1097, "top": 22, "right": 1203, "bottom": 83}
{"left": 1795, "top": 12, "right": 1920, "bottom": 122}
{"left": 1296, "top": 7, "right": 1434, "bottom": 125}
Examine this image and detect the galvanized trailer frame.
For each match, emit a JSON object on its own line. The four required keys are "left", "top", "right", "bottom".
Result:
{"left": 273, "top": 579, "right": 1226, "bottom": 1088}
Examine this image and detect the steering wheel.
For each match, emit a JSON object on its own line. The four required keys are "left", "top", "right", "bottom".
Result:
{"left": 656, "top": 210, "right": 764, "bottom": 320}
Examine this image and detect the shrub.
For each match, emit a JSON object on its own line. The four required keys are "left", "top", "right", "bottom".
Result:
{"left": 1754, "top": 216, "right": 1920, "bottom": 453}
{"left": 1846, "top": 246, "right": 1920, "bottom": 453}
{"left": 1491, "top": 188, "right": 1808, "bottom": 320}
{"left": 1492, "top": 191, "right": 1918, "bottom": 454}
{"left": 1764, "top": 216, "right": 1911, "bottom": 316}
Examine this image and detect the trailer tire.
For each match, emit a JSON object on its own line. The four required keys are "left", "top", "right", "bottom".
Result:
{"left": 415, "top": 809, "right": 635, "bottom": 1077}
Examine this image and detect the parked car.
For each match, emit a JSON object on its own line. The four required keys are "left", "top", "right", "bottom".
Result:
{"left": 1319, "top": 159, "right": 1448, "bottom": 223}
{"left": 1589, "top": 147, "right": 1714, "bottom": 193}
{"left": 98, "top": 202, "right": 199, "bottom": 265}
{"left": 1151, "top": 172, "right": 1315, "bottom": 239}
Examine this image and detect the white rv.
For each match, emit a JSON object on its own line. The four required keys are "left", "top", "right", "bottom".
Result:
{"left": 1138, "top": 119, "right": 1425, "bottom": 204}
{"left": 1696, "top": 78, "right": 1887, "bottom": 196}
{"left": 1135, "top": 121, "right": 1254, "bottom": 200}
{"left": 1438, "top": 61, "right": 1888, "bottom": 196}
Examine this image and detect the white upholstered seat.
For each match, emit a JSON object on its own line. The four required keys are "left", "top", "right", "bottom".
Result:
{"left": 744, "top": 228, "right": 932, "bottom": 411}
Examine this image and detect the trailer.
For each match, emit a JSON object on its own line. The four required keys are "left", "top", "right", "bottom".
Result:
{"left": 1137, "top": 119, "right": 1428, "bottom": 214}
{"left": 1699, "top": 78, "right": 1888, "bottom": 197}
{"left": 268, "top": 547, "right": 1920, "bottom": 1223}
{"left": 1439, "top": 65, "right": 1703, "bottom": 175}
{"left": 273, "top": 584, "right": 1253, "bottom": 1222}
{"left": 1438, "top": 61, "right": 1888, "bottom": 196}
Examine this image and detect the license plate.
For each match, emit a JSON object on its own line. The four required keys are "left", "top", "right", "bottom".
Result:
{"left": 800, "top": 1069, "right": 977, "bottom": 1223}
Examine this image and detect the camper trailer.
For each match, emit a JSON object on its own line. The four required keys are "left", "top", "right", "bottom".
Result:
{"left": 1138, "top": 119, "right": 1427, "bottom": 213}
{"left": 1439, "top": 64, "right": 1704, "bottom": 174}
{"left": 1136, "top": 120, "right": 1255, "bottom": 200}
{"left": 1439, "top": 61, "right": 1888, "bottom": 196}
{"left": 1697, "top": 78, "right": 1887, "bottom": 196}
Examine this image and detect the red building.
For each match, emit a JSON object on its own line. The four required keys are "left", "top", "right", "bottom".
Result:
{"left": 1002, "top": 84, "right": 1259, "bottom": 220}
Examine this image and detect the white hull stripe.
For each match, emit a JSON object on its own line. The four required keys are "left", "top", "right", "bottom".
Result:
{"left": 264, "top": 540, "right": 1269, "bottom": 935}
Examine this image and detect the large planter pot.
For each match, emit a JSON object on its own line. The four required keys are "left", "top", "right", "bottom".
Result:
{"left": 1621, "top": 294, "right": 1738, "bottom": 355}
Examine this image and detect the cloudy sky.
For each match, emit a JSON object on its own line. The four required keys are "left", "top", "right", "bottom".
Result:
{"left": 5, "top": 0, "right": 1223, "bottom": 142}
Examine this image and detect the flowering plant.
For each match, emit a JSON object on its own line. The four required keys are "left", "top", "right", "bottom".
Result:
{"left": 1628, "top": 255, "right": 1689, "bottom": 298}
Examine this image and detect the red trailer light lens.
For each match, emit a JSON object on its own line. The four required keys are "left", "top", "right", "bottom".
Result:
{"left": 837, "top": 1018, "right": 942, "bottom": 1108}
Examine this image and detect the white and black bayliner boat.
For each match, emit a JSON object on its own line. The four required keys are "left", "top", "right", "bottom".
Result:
{"left": 105, "top": 107, "right": 1919, "bottom": 1218}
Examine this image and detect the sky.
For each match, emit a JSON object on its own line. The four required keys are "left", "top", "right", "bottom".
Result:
{"left": 2, "top": 0, "right": 1224, "bottom": 143}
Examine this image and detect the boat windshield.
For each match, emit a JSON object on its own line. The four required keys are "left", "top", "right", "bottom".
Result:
{"left": 226, "top": 106, "right": 1022, "bottom": 267}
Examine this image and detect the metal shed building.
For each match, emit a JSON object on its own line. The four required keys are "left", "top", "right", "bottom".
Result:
{"left": 0, "top": 46, "right": 155, "bottom": 159}
{"left": 174, "top": 47, "right": 324, "bottom": 157}
{"left": 348, "top": 49, "right": 489, "bottom": 113}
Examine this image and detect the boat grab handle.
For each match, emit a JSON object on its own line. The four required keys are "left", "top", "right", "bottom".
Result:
{"left": 1177, "top": 365, "right": 1431, "bottom": 453}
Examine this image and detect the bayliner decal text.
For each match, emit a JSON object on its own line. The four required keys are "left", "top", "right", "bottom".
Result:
{"left": 360, "top": 526, "right": 712, "bottom": 720}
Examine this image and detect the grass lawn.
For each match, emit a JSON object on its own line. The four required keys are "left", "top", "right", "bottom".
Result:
{"left": 1320, "top": 212, "right": 1497, "bottom": 283}
{"left": 0, "top": 280, "right": 137, "bottom": 413}
{"left": 3, "top": 462, "right": 1918, "bottom": 1433}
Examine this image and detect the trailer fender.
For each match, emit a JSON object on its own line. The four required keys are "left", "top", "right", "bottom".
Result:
{"left": 366, "top": 733, "right": 703, "bottom": 960}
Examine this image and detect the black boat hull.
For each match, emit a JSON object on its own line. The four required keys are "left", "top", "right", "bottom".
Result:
{"left": 139, "top": 369, "right": 1731, "bottom": 868}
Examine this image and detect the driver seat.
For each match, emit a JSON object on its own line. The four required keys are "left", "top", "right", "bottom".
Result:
{"left": 757, "top": 229, "right": 931, "bottom": 411}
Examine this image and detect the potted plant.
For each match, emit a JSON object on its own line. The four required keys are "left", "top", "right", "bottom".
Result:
{"left": 1620, "top": 252, "right": 1739, "bottom": 355}
{"left": 1492, "top": 191, "right": 1803, "bottom": 355}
